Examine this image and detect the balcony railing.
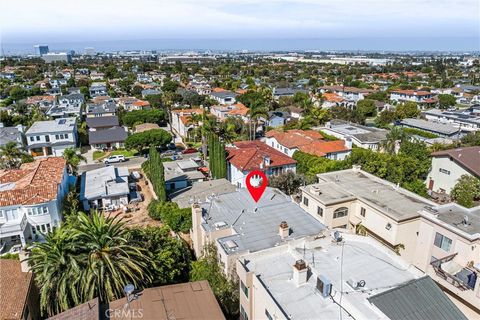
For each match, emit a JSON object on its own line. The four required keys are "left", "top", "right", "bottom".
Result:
{"left": 431, "top": 253, "right": 477, "bottom": 291}
{"left": 0, "top": 213, "right": 27, "bottom": 235}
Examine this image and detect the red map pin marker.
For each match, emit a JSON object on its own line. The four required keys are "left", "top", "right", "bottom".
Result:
{"left": 246, "top": 170, "right": 268, "bottom": 202}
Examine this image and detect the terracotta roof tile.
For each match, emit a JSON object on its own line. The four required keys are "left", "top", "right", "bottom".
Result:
{"left": 0, "top": 260, "right": 33, "bottom": 320}
{"left": 0, "top": 157, "right": 66, "bottom": 207}
{"left": 299, "top": 140, "right": 349, "bottom": 157}
{"left": 266, "top": 129, "right": 324, "bottom": 148}
{"left": 227, "top": 140, "right": 296, "bottom": 171}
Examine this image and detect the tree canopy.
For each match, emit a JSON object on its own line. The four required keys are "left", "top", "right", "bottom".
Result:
{"left": 125, "top": 129, "right": 172, "bottom": 150}
{"left": 122, "top": 109, "right": 166, "bottom": 128}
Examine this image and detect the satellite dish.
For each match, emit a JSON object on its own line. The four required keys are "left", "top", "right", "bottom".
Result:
{"left": 333, "top": 231, "right": 342, "bottom": 242}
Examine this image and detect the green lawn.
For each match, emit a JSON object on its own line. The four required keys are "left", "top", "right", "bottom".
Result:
{"left": 93, "top": 149, "right": 138, "bottom": 161}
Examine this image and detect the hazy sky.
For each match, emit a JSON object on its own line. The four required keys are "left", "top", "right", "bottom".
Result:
{"left": 1, "top": 0, "right": 479, "bottom": 50}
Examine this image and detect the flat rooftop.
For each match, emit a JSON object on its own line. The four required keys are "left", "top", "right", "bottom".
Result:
{"left": 26, "top": 117, "right": 76, "bottom": 134}
{"left": 199, "top": 188, "right": 325, "bottom": 255}
{"left": 303, "top": 169, "right": 436, "bottom": 222}
{"left": 323, "top": 120, "right": 388, "bottom": 143}
{"left": 170, "top": 178, "right": 236, "bottom": 208}
{"left": 241, "top": 235, "right": 425, "bottom": 320}
{"left": 163, "top": 160, "right": 204, "bottom": 182}
{"left": 423, "top": 203, "right": 480, "bottom": 237}
{"left": 400, "top": 118, "right": 460, "bottom": 135}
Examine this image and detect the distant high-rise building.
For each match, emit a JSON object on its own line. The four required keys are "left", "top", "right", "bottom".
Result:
{"left": 33, "top": 44, "right": 49, "bottom": 56}
{"left": 84, "top": 47, "right": 95, "bottom": 55}
{"left": 42, "top": 52, "right": 72, "bottom": 64}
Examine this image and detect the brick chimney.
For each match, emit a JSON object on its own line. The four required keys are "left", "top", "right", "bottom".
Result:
{"left": 293, "top": 259, "right": 308, "bottom": 287}
{"left": 279, "top": 221, "right": 290, "bottom": 239}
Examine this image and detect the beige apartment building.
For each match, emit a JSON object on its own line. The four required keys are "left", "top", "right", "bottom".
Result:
{"left": 236, "top": 234, "right": 466, "bottom": 320}
{"left": 299, "top": 167, "right": 480, "bottom": 316}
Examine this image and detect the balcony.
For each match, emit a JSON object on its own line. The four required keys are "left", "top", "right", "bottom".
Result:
{"left": 431, "top": 253, "right": 477, "bottom": 291}
{"left": 0, "top": 213, "right": 28, "bottom": 237}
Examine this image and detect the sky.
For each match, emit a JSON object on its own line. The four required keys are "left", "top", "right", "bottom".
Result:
{"left": 1, "top": 0, "right": 479, "bottom": 52}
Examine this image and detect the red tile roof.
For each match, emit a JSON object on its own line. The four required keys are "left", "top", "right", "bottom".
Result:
{"left": 299, "top": 140, "right": 349, "bottom": 157}
{"left": 212, "top": 87, "right": 227, "bottom": 93}
{"left": 266, "top": 129, "right": 324, "bottom": 148}
{"left": 0, "top": 260, "right": 33, "bottom": 320}
{"left": 0, "top": 157, "right": 66, "bottom": 207}
{"left": 323, "top": 92, "right": 345, "bottom": 103}
{"left": 25, "top": 95, "right": 55, "bottom": 104}
{"left": 391, "top": 90, "right": 432, "bottom": 96}
{"left": 227, "top": 140, "right": 296, "bottom": 171}
{"left": 171, "top": 108, "right": 203, "bottom": 114}
{"left": 132, "top": 100, "right": 150, "bottom": 107}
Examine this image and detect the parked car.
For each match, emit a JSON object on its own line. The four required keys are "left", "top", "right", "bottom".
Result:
{"left": 162, "top": 150, "right": 176, "bottom": 157}
{"left": 130, "top": 171, "right": 142, "bottom": 180}
{"left": 168, "top": 143, "right": 176, "bottom": 150}
{"left": 182, "top": 148, "right": 197, "bottom": 154}
{"left": 103, "top": 155, "right": 126, "bottom": 164}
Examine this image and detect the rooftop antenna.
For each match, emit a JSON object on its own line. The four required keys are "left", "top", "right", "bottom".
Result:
{"left": 312, "top": 251, "right": 315, "bottom": 267}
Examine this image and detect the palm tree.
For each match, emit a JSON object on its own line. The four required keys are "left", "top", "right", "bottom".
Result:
{"left": 0, "top": 141, "right": 32, "bottom": 169}
{"left": 62, "top": 147, "right": 86, "bottom": 174}
{"left": 381, "top": 127, "right": 408, "bottom": 154}
{"left": 74, "top": 212, "right": 152, "bottom": 303}
{"left": 26, "top": 212, "right": 152, "bottom": 316}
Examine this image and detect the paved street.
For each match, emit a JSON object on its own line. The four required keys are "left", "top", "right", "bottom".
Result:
{"left": 78, "top": 156, "right": 147, "bottom": 174}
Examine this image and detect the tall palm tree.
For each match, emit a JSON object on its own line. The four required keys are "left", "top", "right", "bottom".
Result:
{"left": 0, "top": 141, "right": 32, "bottom": 169}
{"left": 381, "top": 127, "right": 408, "bottom": 154}
{"left": 26, "top": 212, "right": 152, "bottom": 316}
{"left": 74, "top": 212, "right": 152, "bottom": 303}
{"left": 62, "top": 147, "right": 86, "bottom": 174}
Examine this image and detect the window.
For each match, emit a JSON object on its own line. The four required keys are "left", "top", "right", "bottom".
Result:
{"left": 42, "top": 206, "right": 49, "bottom": 214}
{"left": 46, "top": 223, "right": 51, "bottom": 232}
{"left": 317, "top": 206, "right": 323, "bottom": 217}
{"left": 439, "top": 168, "right": 450, "bottom": 175}
{"left": 41, "top": 224, "right": 46, "bottom": 232}
{"left": 27, "top": 208, "right": 33, "bottom": 216}
{"left": 240, "top": 305, "right": 248, "bottom": 320}
{"left": 303, "top": 196, "right": 309, "bottom": 206}
{"left": 265, "top": 309, "right": 273, "bottom": 320}
{"left": 360, "top": 207, "right": 366, "bottom": 217}
{"left": 30, "top": 136, "right": 34, "bottom": 142}
{"left": 333, "top": 207, "right": 348, "bottom": 219}
{"left": 55, "top": 134, "right": 59, "bottom": 139}
{"left": 64, "top": 134, "right": 69, "bottom": 139}
{"left": 36, "top": 136, "right": 40, "bottom": 141}
{"left": 0, "top": 210, "right": 3, "bottom": 218}
{"left": 434, "top": 233, "right": 452, "bottom": 252}
{"left": 240, "top": 280, "right": 249, "bottom": 298}
{"left": 31, "top": 226, "right": 36, "bottom": 234}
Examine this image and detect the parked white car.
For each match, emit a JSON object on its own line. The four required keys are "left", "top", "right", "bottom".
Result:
{"left": 103, "top": 155, "right": 126, "bottom": 164}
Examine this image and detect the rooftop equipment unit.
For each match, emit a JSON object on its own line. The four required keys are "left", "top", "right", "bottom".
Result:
{"left": 316, "top": 275, "right": 332, "bottom": 298}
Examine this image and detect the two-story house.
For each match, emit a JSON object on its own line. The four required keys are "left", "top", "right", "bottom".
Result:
{"left": 210, "top": 103, "right": 249, "bottom": 123}
{"left": 170, "top": 108, "right": 203, "bottom": 138}
{"left": 26, "top": 118, "right": 77, "bottom": 157}
{"left": 209, "top": 88, "right": 237, "bottom": 105}
{"left": 226, "top": 140, "right": 297, "bottom": 188}
{"left": 0, "top": 157, "right": 68, "bottom": 249}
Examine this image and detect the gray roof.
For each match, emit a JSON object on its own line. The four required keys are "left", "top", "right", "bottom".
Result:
{"left": 210, "top": 91, "right": 237, "bottom": 99}
{"left": 86, "top": 116, "right": 119, "bottom": 128}
{"left": 0, "top": 126, "right": 23, "bottom": 147}
{"left": 88, "top": 126, "right": 127, "bottom": 144}
{"left": 273, "top": 87, "right": 307, "bottom": 96}
{"left": 59, "top": 93, "right": 84, "bottom": 101}
{"left": 324, "top": 120, "right": 388, "bottom": 143}
{"left": 400, "top": 118, "right": 461, "bottom": 136}
{"left": 26, "top": 117, "right": 76, "bottom": 135}
{"left": 163, "top": 160, "right": 204, "bottom": 183}
{"left": 80, "top": 166, "right": 129, "bottom": 201}
{"left": 368, "top": 276, "right": 467, "bottom": 320}
{"left": 169, "top": 178, "right": 236, "bottom": 208}
{"left": 305, "top": 169, "right": 436, "bottom": 222}
{"left": 200, "top": 187, "right": 325, "bottom": 255}
{"left": 426, "top": 203, "right": 480, "bottom": 236}
{"left": 86, "top": 102, "right": 117, "bottom": 114}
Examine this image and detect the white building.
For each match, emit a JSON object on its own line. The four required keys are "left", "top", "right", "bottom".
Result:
{"left": 390, "top": 90, "right": 436, "bottom": 104}
{"left": 170, "top": 108, "right": 203, "bottom": 138}
{"left": 26, "top": 118, "right": 77, "bottom": 157}
{"left": 427, "top": 146, "right": 480, "bottom": 194}
{"left": 236, "top": 234, "right": 466, "bottom": 320}
{"left": 423, "top": 107, "right": 480, "bottom": 133}
{"left": 321, "top": 120, "right": 388, "bottom": 151}
{"left": 0, "top": 157, "right": 68, "bottom": 248}
{"left": 41, "top": 52, "right": 72, "bottom": 63}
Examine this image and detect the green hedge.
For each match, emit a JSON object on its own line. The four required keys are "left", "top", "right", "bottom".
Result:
{"left": 148, "top": 200, "right": 192, "bottom": 233}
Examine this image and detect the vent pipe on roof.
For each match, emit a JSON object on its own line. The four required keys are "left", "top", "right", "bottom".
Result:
{"left": 293, "top": 259, "right": 308, "bottom": 287}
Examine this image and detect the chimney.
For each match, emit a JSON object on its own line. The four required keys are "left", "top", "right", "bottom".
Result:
{"left": 279, "top": 221, "right": 290, "bottom": 239}
{"left": 293, "top": 259, "right": 308, "bottom": 287}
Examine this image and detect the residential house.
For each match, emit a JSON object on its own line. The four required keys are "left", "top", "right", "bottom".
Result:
{"left": 321, "top": 119, "right": 388, "bottom": 151}
{"left": 58, "top": 93, "right": 84, "bottom": 107}
{"left": 319, "top": 85, "right": 375, "bottom": 102}
{"left": 0, "top": 157, "right": 68, "bottom": 247}
{"left": 89, "top": 82, "right": 108, "bottom": 97}
{"left": 47, "top": 93, "right": 84, "bottom": 119}
{"left": 170, "top": 108, "right": 203, "bottom": 138}
{"left": 211, "top": 103, "right": 249, "bottom": 122}
{"left": 423, "top": 107, "right": 480, "bottom": 132}
{"left": 426, "top": 146, "right": 480, "bottom": 194}
{"left": 272, "top": 87, "right": 308, "bottom": 100}
{"left": 266, "top": 111, "right": 290, "bottom": 128}
{"left": 26, "top": 118, "right": 77, "bottom": 157}
{"left": 48, "top": 281, "right": 225, "bottom": 320}
{"left": 226, "top": 140, "right": 296, "bottom": 188}
{"left": 0, "top": 124, "right": 25, "bottom": 148}
{"left": 25, "top": 95, "right": 55, "bottom": 110}
{"left": 79, "top": 166, "right": 130, "bottom": 211}
{"left": 141, "top": 88, "right": 161, "bottom": 98}
{"left": 265, "top": 129, "right": 351, "bottom": 160}
{"left": 191, "top": 187, "right": 325, "bottom": 275}
{"left": 236, "top": 235, "right": 466, "bottom": 320}
{"left": 88, "top": 126, "right": 127, "bottom": 150}
{"left": 163, "top": 159, "right": 205, "bottom": 192}
{"left": 390, "top": 90, "right": 437, "bottom": 107}
{"left": 169, "top": 178, "right": 236, "bottom": 208}
{"left": 398, "top": 118, "right": 466, "bottom": 139}
{"left": 286, "top": 106, "right": 304, "bottom": 119}
{"left": 300, "top": 167, "right": 480, "bottom": 315}
{"left": 86, "top": 115, "right": 119, "bottom": 131}
{"left": 0, "top": 260, "right": 41, "bottom": 320}
{"left": 209, "top": 88, "right": 237, "bottom": 105}
{"left": 86, "top": 102, "right": 117, "bottom": 118}
{"left": 321, "top": 92, "right": 346, "bottom": 108}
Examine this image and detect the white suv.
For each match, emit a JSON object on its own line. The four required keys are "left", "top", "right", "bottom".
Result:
{"left": 103, "top": 155, "right": 126, "bottom": 164}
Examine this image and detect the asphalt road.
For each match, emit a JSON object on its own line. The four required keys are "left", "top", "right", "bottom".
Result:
{"left": 78, "top": 156, "right": 147, "bottom": 174}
